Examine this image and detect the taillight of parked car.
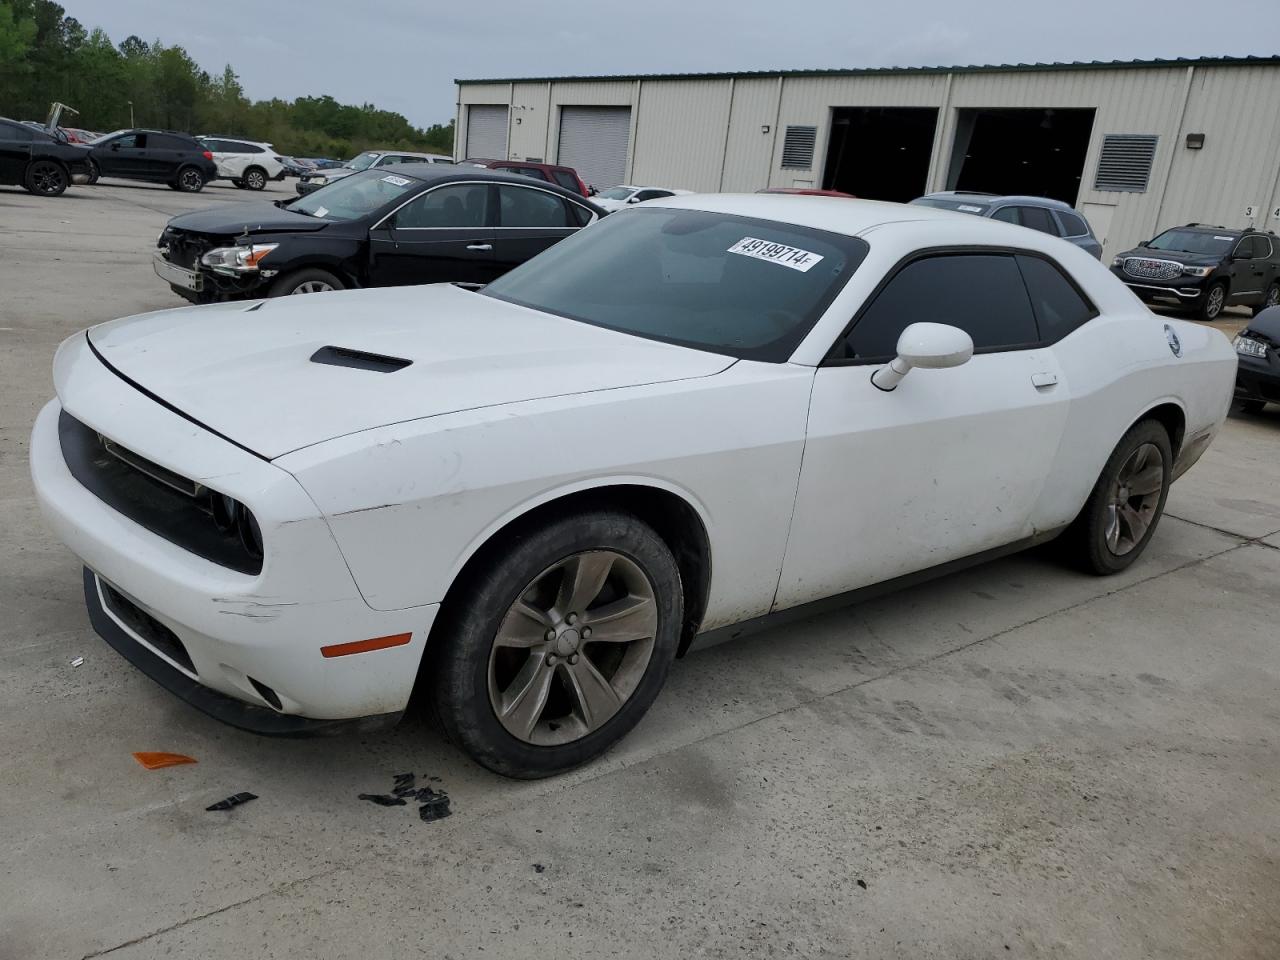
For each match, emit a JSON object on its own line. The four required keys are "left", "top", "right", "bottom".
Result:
{"left": 202, "top": 150, "right": 213, "bottom": 161}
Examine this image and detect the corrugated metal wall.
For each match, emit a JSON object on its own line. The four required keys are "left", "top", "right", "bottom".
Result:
{"left": 457, "top": 64, "right": 1280, "bottom": 256}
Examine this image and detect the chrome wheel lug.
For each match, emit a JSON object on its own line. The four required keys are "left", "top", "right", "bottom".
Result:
{"left": 582, "top": 627, "right": 592, "bottom": 639}
{"left": 545, "top": 628, "right": 557, "bottom": 642}
{"left": 546, "top": 654, "right": 558, "bottom": 667}
{"left": 568, "top": 654, "right": 579, "bottom": 665}
{"left": 566, "top": 612, "right": 579, "bottom": 626}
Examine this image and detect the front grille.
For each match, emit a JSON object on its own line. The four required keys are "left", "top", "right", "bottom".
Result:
{"left": 1124, "top": 257, "right": 1183, "bottom": 281}
{"left": 161, "top": 230, "right": 218, "bottom": 270}
{"left": 100, "top": 580, "right": 196, "bottom": 674}
{"left": 59, "top": 411, "right": 263, "bottom": 575}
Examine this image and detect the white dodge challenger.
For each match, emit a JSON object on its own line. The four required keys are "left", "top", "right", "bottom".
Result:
{"left": 31, "top": 195, "right": 1236, "bottom": 778}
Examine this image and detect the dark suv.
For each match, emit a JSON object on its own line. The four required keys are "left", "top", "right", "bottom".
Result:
{"left": 1109, "top": 223, "right": 1280, "bottom": 320}
{"left": 88, "top": 129, "right": 217, "bottom": 193}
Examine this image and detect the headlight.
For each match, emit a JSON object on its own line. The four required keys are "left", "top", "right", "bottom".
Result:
{"left": 1111, "top": 256, "right": 1124, "bottom": 267}
{"left": 311, "top": 176, "right": 328, "bottom": 186}
{"left": 1182, "top": 265, "right": 1214, "bottom": 278}
{"left": 1234, "top": 335, "right": 1269, "bottom": 358}
{"left": 200, "top": 243, "right": 278, "bottom": 273}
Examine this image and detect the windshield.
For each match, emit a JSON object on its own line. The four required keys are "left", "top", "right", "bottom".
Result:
{"left": 597, "top": 187, "right": 635, "bottom": 201}
{"left": 909, "top": 197, "right": 990, "bottom": 215}
{"left": 481, "top": 208, "right": 868, "bottom": 362}
{"left": 1147, "top": 229, "right": 1237, "bottom": 256}
{"left": 286, "top": 169, "right": 419, "bottom": 221}
{"left": 346, "top": 151, "right": 381, "bottom": 171}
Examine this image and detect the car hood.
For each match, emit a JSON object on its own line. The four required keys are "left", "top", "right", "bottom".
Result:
{"left": 85, "top": 284, "right": 734, "bottom": 459}
{"left": 310, "top": 167, "right": 356, "bottom": 181}
{"left": 1117, "top": 246, "right": 1220, "bottom": 267}
{"left": 165, "top": 201, "right": 329, "bottom": 236}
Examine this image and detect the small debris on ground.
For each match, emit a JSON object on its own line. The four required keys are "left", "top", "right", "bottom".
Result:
{"left": 359, "top": 772, "right": 452, "bottom": 821}
{"left": 70, "top": 656, "right": 84, "bottom": 668}
{"left": 206, "top": 792, "right": 257, "bottom": 811}
{"left": 132, "top": 752, "right": 197, "bottom": 770}
{"left": 533, "top": 863, "right": 546, "bottom": 873}
{"left": 856, "top": 879, "right": 868, "bottom": 890}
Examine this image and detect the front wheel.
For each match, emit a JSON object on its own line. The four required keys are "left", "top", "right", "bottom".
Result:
{"left": 1198, "top": 281, "right": 1227, "bottom": 321}
{"left": 24, "top": 159, "right": 69, "bottom": 196}
{"left": 267, "top": 267, "right": 344, "bottom": 297}
{"left": 430, "top": 510, "right": 683, "bottom": 778}
{"left": 174, "top": 166, "right": 205, "bottom": 192}
{"left": 1253, "top": 282, "right": 1280, "bottom": 317}
{"left": 1061, "top": 420, "right": 1172, "bottom": 575}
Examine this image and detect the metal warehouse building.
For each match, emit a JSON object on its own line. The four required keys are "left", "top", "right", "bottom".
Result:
{"left": 455, "top": 56, "right": 1280, "bottom": 257}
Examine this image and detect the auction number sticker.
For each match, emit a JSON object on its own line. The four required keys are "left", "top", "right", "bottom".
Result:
{"left": 728, "top": 237, "right": 824, "bottom": 272}
{"left": 381, "top": 175, "right": 412, "bottom": 186}
{"left": 957, "top": 204, "right": 984, "bottom": 213}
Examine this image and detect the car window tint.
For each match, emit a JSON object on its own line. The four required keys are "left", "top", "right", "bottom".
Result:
{"left": 565, "top": 201, "right": 593, "bottom": 227}
{"left": 392, "top": 183, "right": 489, "bottom": 228}
{"left": 840, "top": 254, "right": 1038, "bottom": 360}
{"left": 1244, "top": 236, "right": 1268, "bottom": 258}
{"left": 1014, "top": 206, "right": 1059, "bottom": 235}
{"left": 1015, "top": 255, "right": 1095, "bottom": 342}
{"left": 152, "top": 134, "right": 186, "bottom": 150}
{"left": 990, "top": 206, "right": 1019, "bottom": 224}
{"left": 1057, "top": 211, "right": 1089, "bottom": 237}
{"left": 113, "top": 134, "right": 143, "bottom": 149}
{"left": 499, "top": 185, "right": 571, "bottom": 227}
{"left": 552, "top": 170, "right": 579, "bottom": 191}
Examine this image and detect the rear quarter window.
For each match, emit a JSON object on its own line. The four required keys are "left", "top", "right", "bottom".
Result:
{"left": 1015, "top": 255, "right": 1097, "bottom": 343}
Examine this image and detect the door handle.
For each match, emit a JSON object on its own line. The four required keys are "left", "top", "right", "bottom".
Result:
{"left": 466, "top": 243, "right": 492, "bottom": 251}
{"left": 1031, "top": 372, "right": 1058, "bottom": 388}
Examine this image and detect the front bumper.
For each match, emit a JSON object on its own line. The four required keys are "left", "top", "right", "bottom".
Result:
{"left": 30, "top": 367, "right": 438, "bottom": 728}
{"left": 1111, "top": 271, "right": 1210, "bottom": 302}
{"left": 154, "top": 250, "right": 270, "bottom": 303}
{"left": 296, "top": 180, "right": 324, "bottom": 196}
{"left": 1235, "top": 352, "right": 1280, "bottom": 404}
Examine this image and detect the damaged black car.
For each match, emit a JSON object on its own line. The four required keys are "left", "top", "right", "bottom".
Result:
{"left": 1233, "top": 304, "right": 1280, "bottom": 413}
{"left": 153, "top": 165, "right": 602, "bottom": 301}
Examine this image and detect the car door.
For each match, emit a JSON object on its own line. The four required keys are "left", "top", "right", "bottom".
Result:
{"left": 204, "top": 139, "right": 239, "bottom": 178}
{"left": 1231, "top": 236, "right": 1270, "bottom": 303}
{"left": 0, "top": 120, "right": 34, "bottom": 183}
{"left": 367, "top": 181, "right": 496, "bottom": 286}
{"left": 774, "top": 250, "right": 1072, "bottom": 610}
{"left": 94, "top": 133, "right": 147, "bottom": 177}
{"left": 490, "top": 183, "right": 581, "bottom": 277}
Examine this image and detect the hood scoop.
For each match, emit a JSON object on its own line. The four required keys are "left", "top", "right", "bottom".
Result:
{"left": 309, "top": 345, "right": 412, "bottom": 373}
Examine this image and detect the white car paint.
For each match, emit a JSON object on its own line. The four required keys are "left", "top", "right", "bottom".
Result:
{"left": 306, "top": 151, "right": 453, "bottom": 188}
{"left": 592, "top": 184, "right": 691, "bottom": 213}
{"left": 30, "top": 195, "right": 1237, "bottom": 730}
{"left": 197, "top": 137, "right": 285, "bottom": 185}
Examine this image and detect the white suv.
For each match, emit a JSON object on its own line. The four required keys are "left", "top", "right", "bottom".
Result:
{"left": 197, "top": 137, "right": 286, "bottom": 191}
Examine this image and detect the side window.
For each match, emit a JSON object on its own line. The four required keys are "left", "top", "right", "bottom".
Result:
{"left": 1245, "top": 236, "right": 1270, "bottom": 259}
{"left": 1, "top": 121, "right": 35, "bottom": 142}
{"left": 565, "top": 201, "right": 594, "bottom": 227}
{"left": 552, "top": 170, "right": 579, "bottom": 191}
{"left": 114, "top": 134, "right": 144, "bottom": 149}
{"left": 242, "top": 143, "right": 265, "bottom": 154}
{"left": 1014, "top": 206, "right": 1059, "bottom": 235}
{"left": 990, "top": 206, "right": 1019, "bottom": 224}
{"left": 1258, "top": 237, "right": 1276, "bottom": 259}
{"left": 837, "top": 254, "right": 1038, "bottom": 360}
{"left": 1015, "top": 255, "right": 1096, "bottom": 343}
{"left": 152, "top": 135, "right": 185, "bottom": 151}
{"left": 634, "top": 190, "right": 671, "bottom": 202}
{"left": 391, "top": 183, "right": 490, "bottom": 229}
{"left": 498, "top": 185, "right": 572, "bottom": 227}
{"left": 1056, "top": 211, "right": 1090, "bottom": 238}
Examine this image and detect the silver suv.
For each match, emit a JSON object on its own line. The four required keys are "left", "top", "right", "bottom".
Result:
{"left": 910, "top": 192, "right": 1102, "bottom": 259}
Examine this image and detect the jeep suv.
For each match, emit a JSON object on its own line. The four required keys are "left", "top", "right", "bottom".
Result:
{"left": 1109, "top": 223, "right": 1280, "bottom": 320}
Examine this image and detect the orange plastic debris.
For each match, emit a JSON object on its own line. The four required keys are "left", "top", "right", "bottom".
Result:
{"left": 133, "top": 752, "right": 197, "bottom": 770}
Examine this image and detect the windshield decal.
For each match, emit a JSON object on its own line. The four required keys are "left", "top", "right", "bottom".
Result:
{"left": 381, "top": 175, "right": 411, "bottom": 187}
{"left": 1214, "top": 235, "right": 1234, "bottom": 241}
{"left": 957, "top": 204, "right": 984, "bottom": 213}
{"left": 727, "top": 237, "right": 824, "bottom": 273}
{"left": 313, "top": 206, "right": 328, "bottom": 218}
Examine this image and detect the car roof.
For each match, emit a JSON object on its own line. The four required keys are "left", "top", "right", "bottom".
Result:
{"left": 919, "top": 191, "right": 1074, "bottom": 210}
{"left": 385, "top": 163, "right": 597, "bottom": 196}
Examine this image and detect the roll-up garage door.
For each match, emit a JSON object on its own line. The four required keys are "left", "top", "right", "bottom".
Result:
{"left": 466, "top": 105, "right": 509, "bottom": 160}
{"left": 557, "top": 107, "right": 631, "bottom": 192}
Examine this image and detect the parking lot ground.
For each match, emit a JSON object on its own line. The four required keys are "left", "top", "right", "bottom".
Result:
{"left": 2, "top": 181, "right": 1279, "bottom": 960}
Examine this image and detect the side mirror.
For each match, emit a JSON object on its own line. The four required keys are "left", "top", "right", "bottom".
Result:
{"left": 626, "top": 195, "right": 641, "bottom": 204}
{"left": 871, "top": 322, "right": 974, "bottom": 391}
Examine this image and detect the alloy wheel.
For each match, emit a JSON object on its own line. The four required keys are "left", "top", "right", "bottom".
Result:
{"left": 31, "top": 162, "right": 65, "bottom": 195}
{"left": 1205, "top": 285, "right": 1225, "bottom": 319}
{"left": 1104, "top": 442, "right": 1165, "bottom": 556}
{"left": 291, "top": 280, "right": 334, "bottom": 294}
{"left": 180, "top": 169, "right": 203, "bottom": 191}
{"left": 487, "top": 550, "right": 658, "bottom": 746}
{"left": 246, "top": 170, "right": 265, "bottom": 190}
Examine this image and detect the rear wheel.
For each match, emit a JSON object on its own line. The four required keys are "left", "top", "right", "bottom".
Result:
{"left": 1253, "top": 282, "right": 1280, "bottom": 317}
{"left": 1061, "top": 420, "right": 1172, "bottom": 575}
{"left": 174, "top": 166, "right": 205, "bottom": 193}
{"left": 267, "top": 267, "right": 344, "bottom": 297}
{"left": 86, "top": 160, "right": 99, "bottom": 185}
{"left": 1198, "top": 281, "right": 1227, "bottom": 321}
{"left": 24, "top": 159, "right": 68, "bottom": 196}
{"left": 430, "top": 510, "right": 682, "bottom": 778}
{"left": 242, "top": 166, "right": 267, "bottom": 191}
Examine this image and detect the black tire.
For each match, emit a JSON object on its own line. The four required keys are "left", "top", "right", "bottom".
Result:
{"left": 1252, "top": 282, "right": 1280, "bottom": 317}
{"left": 1197, "top": 281, "right": 1227, "bottom": 321}
{"left": 174, "top": 166, "right": 205, "bottom": 193}
{"left": 86, "top": 160, "right": 99, "bottom": 185}
{"left": 430, "top": 510, "right": 683, "bottom": 778}
{"left": 267, "top": 267, "right": 345, "bottom": 297}
{"left": 1238, "top": 398, "right": 1267, "bottom": 414}
{"left": 232, "top": 179, "right": 246, "bottom": 189}
{"left": 242, "top": 166, "right": 267, "bottom": 191}
{"left": 1061, "top": 420, "right": 1173, "bottom": 576}
{"left": 24, "top": 159, "right": 69, "bottom": 197}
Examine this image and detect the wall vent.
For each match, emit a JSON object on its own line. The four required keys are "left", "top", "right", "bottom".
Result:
{"left": 1093, "top": 134, "right": 1159, "bottom": 192}
{"left": 781, "top": 125, "right": 818, "bottom": 169}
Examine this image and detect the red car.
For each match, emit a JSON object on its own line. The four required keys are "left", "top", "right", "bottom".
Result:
{"left": 757, "top": 187, "right": 858, "bottom": 198}
{"left": 465, "top": 158, "right": 590, "bottom": 197}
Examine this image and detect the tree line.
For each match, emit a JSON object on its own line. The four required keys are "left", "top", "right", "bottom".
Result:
{"left": 0, "top": 0, "right": 453, "bottom": 158}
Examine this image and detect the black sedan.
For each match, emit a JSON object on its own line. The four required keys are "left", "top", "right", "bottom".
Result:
{"left": 0, "top": 116, "right": 93, "bottom": 196}
{"left": 88, "top": 129, "right": 218, "bottom": 192}
{"left": 1234, "top": 304, "right": 1280, "bottom": 413}
{"left": 153, "top": 165, "right": 604, "bottom": 301}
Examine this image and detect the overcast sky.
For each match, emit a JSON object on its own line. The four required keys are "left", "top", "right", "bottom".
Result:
{"left": 72, "top": 0, "right": 1278, "bottom": 129}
